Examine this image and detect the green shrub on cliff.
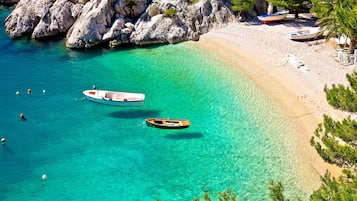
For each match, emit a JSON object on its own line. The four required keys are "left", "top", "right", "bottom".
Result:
{"left": 164, "top": 8, "right": 177, "bottom": 17}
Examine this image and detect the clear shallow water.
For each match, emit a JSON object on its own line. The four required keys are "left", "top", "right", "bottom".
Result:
{"left": 0, "top": 7, "right": 320, "bottom": 201}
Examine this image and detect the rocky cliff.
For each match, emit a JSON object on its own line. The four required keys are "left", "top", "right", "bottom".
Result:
{"left": 3, "top": 0, "right": 233, "bottom": 48}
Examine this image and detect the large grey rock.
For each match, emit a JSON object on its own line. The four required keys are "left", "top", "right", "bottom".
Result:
{"left": 32, "top": 0, "right": 82, "bottom": 39}
{"left": 5, "top": 0, "right": 55, "bottom": 38}
{"left": 102, "top": 18, "right": 125, "bottom": 41}
{"left": 131, "top": 14, "right": 188, "bottom": 45}
{"left": 66, "top": 0, "right": 115, "bottom": 48}
{"left": 130, "top": 0, "right": 232, "bottom": 45}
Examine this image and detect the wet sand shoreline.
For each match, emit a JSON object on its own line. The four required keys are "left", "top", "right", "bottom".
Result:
{"left": 192, "top": 20, "right": 354, "bottom": 178}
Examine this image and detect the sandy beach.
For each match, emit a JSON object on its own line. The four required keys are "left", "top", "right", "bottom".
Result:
{"left": 194, "top": 16, "right": 356, "bottom": 178}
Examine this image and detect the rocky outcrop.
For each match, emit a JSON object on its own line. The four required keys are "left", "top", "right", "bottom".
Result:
{"left": 129, "top": 0, "right": 232, "bottom": 46}
{"left": 32, "top": 0, "right": 82, "bottom": 38}
{"left": 130, "top": 14, "right": 188, "bottom": 45}
{"left": 5, "top": 0, "right": 56, "bottom": 38}
{"left": 66, "top": 0, "right": 115, "bottom": 48}
{"left": 4, "top": 0, "right": 234, "bottom": 48}
{"left": 114, "top": 0, "right": 149, "bottom": 19}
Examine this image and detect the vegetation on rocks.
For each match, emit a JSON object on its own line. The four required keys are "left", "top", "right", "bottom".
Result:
{"left": 163, "top": 7, "right": 177, "bottom": 17}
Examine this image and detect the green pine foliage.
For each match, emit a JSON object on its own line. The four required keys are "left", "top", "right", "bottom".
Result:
{"left": 311, "top": 115, "right": 357, "bottom": 168}
{"left": 268, "top": 180, "right": 288, "bottom": 201}
{"left": 311, "top": 0, "right": 357, "bottom": 53}
{"left": 309, "top": 71, "right": 357, "bottom": 200}
{"left": 268, "top": 0, "right": 311, "bottom": 17}
{"left": 230, "top": 0, "right": 255, "bottom": 13}
{"left": 310, "top": 171, "right": 357, "bottom": 201}
{"left": 324, "top": 72, "right": 357, "bottom": 112}
{"left": 217, "top": 189, "right": 238, "bottom": 201}
{"left": 268, "top": 180, "right": 303, "bottom": 201}
{"left": 192, "top": 189, "right": 237, "bottom": 201}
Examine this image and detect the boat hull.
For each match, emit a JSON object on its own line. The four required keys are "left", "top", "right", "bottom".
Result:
{"left": 145, "top": 118, "right": 190, "bottom": 129}
{"left": 286, "top": 28, "right": 322, "bottom": 41}
{"left": 83, "top": 90, "right": 145, "bottom": 106}
{"left": 257, "top": 11, "right": 288, "bottom": 24}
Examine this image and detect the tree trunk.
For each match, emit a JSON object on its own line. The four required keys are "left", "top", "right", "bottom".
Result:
{"left": 349, "top": 38, "right": 356, "bottom": 54}
{"left": 267, "top": 2, "right": 273, "bottom": 14}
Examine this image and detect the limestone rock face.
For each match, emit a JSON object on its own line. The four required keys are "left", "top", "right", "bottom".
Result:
{"left": 4, "top": 0, "right": 233, "bottom": 48}
{"left": 102, "top": 18, "right": 122, "bottom": 39}
{"left": 5, "top": 0, "right": 56, "bottom": 38}
{"left": 32, "top": 0, "right": 82, "bottom": 38}
{"left": 130, "top": 0, "right": 233, "bottom": 46}
{"left": 130, "top": 14, "right": 187, "bottom": 45}
{"left": 66, "top": 0, "right": 115, "bottom": 48}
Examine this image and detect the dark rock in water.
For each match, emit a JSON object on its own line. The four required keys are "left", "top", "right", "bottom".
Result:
{"left": 0, "top": 0, "right": 19, "bottom": 6}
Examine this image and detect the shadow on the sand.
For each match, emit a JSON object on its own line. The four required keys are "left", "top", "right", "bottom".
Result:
{"left": 248, "top": 14, "right": 318, "bottom": 28}
{"left": 282, "top": 17, "right": 318, "bottom": 28}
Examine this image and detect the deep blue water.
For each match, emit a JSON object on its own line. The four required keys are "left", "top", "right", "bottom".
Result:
{"left": 0, "top": 7, "right": 320, "bottom": 201}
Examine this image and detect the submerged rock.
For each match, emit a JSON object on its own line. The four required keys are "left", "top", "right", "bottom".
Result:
{"left": 0, "top": 0, "right": 19, "bottom": 6}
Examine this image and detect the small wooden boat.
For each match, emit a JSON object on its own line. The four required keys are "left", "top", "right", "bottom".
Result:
{"left": 83, "top": 89, "right": 145, "bottom": 106}
{"left": 145, "top": 118, "right": 190, "bottom": 129}
{"left": 286, "top": 27, "right": 322, "bottom": 41}
{"left": 257, "top": 10, "right": 289, "bottom": 24}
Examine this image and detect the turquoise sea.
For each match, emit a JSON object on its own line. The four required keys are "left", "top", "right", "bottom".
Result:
{"left": 0, "top": 7, "right": 321, "bottom": 201}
